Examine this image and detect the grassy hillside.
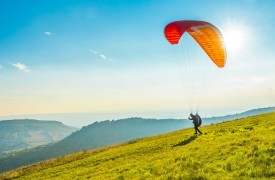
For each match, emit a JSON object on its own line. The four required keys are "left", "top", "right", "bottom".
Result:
{"left": 0, "top": 118, "right": 192, "bottom": 173}
{"left": 1, "top": 107, "right": 274, "bottom": 173}
{"left": 1, "top": 112, "right": 274, "bottom": 179}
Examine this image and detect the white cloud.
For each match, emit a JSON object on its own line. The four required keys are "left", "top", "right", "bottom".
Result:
{"left": 44, "top": 31, "right": 52, "bottom": 35}
{"left": 0, "top": 65, "right": 2, "bottom": 70}
{"left": 90, "top": 49, "right": 114, "bottom": 61}
{"left": 12, "top": 62, "right": 31, "bottom": 73}
{"left": 100, "top": 54, "right": 107, "bottom": 60}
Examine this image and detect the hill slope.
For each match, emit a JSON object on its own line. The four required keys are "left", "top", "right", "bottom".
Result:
{"left": 0, "top": 118, "right": 191, "bottom": 173}
{"left": 1, "top": 106, "right": 274, "bottom": 173}
{"left": 1, "top": 112, "right": 274, "bottom": 179}
{"left": 0, "top": 120, "right": 78, "bottom": 156}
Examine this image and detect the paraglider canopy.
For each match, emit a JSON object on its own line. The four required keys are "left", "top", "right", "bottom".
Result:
{"left": 164, "top": 20, "right": 226, "bottom": 68}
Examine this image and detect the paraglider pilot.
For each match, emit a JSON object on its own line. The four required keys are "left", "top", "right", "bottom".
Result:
{"left": 188, "top": 113, "right": 203, "bottom": 134}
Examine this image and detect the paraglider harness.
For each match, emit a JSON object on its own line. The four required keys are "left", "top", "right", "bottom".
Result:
{"left": 195, "top": 114, "right": 202, "bottom": 127}
{"left": 189, "top": 113, "right": 202, "bottom": 127}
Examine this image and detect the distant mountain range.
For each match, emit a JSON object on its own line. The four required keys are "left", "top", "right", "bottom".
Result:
{"left": 0, "top": 120, "right": 78, "bottom": 156}
{"left": 0, "top": 106, "right": 274, "bottom": 173}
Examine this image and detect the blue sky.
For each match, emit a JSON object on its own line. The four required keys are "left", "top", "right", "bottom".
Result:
{"left": 0, "top": 0, "right": 274, "bottom": 125}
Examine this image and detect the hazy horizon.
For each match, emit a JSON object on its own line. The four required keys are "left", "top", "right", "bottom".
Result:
{"left": 1, "top": 106, "right": 273, "bottom": 127}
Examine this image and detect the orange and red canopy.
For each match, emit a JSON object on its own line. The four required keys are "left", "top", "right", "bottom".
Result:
{"left": 164, "top": 20, "right": 226, "bottom": 68}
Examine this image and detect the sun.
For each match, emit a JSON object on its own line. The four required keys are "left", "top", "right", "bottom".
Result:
{"left": 223, "top": 28, "right": 245, "bottom": 52}
{"left": 222, "top": 20, "right": 250, "bottom": 55}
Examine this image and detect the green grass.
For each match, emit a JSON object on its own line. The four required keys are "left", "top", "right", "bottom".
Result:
{"left": 1, "top": 112, "right": 274, "bottom": 180}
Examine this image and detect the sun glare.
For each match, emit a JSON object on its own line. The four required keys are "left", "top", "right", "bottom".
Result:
{"left": 222, "top": 20, "right": 251, "bottom": 56}
{"left": 224, "top": 28, "right": 245, "bottom": 52}
{"left": 224, "top": 28, "right": 248, "bottom": 54}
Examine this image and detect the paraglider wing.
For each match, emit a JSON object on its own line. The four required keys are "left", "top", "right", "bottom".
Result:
{"left": 164, "top": 20, "right": 226, "bottom": 68}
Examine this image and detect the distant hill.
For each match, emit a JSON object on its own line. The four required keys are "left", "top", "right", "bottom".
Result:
{"left": 1, "top": 112, "right": 274, "bottom": 179}
{"left": 0, "top": 106, "right": 274, "bottom": 173}
{"left": 0, "top": 119, "right": 78, "bottom": 156}
{"left": 203, "top": 106, "right": 275, "bottom": 122}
